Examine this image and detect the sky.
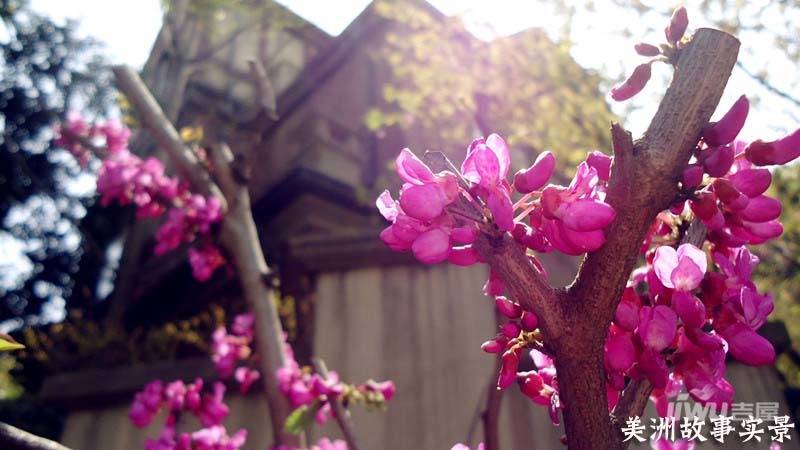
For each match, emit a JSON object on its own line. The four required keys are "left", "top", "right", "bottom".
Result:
{"left": 28, "top": 0, "right": 798, "bottom": 140}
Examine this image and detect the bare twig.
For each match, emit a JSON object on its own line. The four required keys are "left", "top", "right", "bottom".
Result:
{"left": 112, "top": 66, "right": 296, "bottom": 446}
{"left": 482, "top": 310, "right": 505, "bottom": 450}
{"left": 311, "top": 359, "right": 362, "bottom": 450}
{"left": 0, "top": 422, "right": 71, "bottom": 450}
{"left": 112, "top": 66, "right": 224, "bottom": 203}
{"left": 736, "top": 61, "right": 800, "bottom": 108}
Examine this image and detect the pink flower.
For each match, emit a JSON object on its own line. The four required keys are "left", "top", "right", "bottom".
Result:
{"left": 671, "top": 291, "right": 706, "bottom": 329}
{"left": 191, "top": 426, "right": 247, "bottom": 450}
{"left": 234, "top": 367, "right": 261, "bottom": 394}
{"left": 610, "top": 63, "right": 651, "bottom": 101}
{"left": 164, "top": 380, "right": 187, "bottom": 411}
{"left": 451, "top": 444, "right": 485, "bottom": 450}
{"left": 411, "top": 227, "right": 451, "bottom": 264}
{"left": 637, "top": 305, "right": 677, "bottom": 352}
{"left": 745, "top": 128, "right": 800, "bottom": 166}
{"left": 196, "top": 382, "right": 230, "bottom": 427}
{"left": 311, "top": 438, "right": 348, "bottom": 450}
{"left": 652, "top": 244, "right": 707, "bottom": 291}
{"left": 703, "top": 95, "right": 749, "bottom": 146}
{"left": 188, "top": 244, "right": 225, "bottom": 281}
{"left": 514, "top": 151, "right": 555, "bottom": 193}
{"left": 364, "top": 379, "right": 396, "bottom": 401}
{"left": 129, "top": 380, "right": 164, "bottom": 427}
{"left": 651, "top": 438, "right": 695, "bottom": 450}
{"left": 462, "top": 135, "right": 515, "bottom": 231}
{"left": 720, "top": 323, "right": 775, "bottom": 366}
{"left": 664, "top": 6, "right": 689, "bottom": 43}
{"left": 605, "top": 331, "right": 636, "bottom": 372}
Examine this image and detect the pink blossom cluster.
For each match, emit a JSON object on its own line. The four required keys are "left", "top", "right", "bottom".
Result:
{"left": 276, "top": 333, "right": 395, "bottom": 425}
{"left": 55, "top": 114, "right": 226, "bottom": 282}
{"left": 271, "top": 438, "right": 348, "bottom": 450}
{"left": 378, "top": 134, "right": 615, "bottom": 265}
{"left": 481, "top": 288, "right": 562, "bottom": 422}
{"left": 611, "top": 7, "right": 688, "bottom": 101}
{"left": 681, "top": 95, "right": 799, "bottom": 247}
{"left": 451, "top": 444, "right": 485, "bottom": 450}
{"left": 129, "top": 379, "right": 246, "bottom": 450}
{"left": 54, "top": 112, "right": 131, "bottom": 164}
{"left": 210, "top": 313, "right": 261, "bottom": 394}
{"left": 598, "top": 90, "right": 799, "bottom": 417}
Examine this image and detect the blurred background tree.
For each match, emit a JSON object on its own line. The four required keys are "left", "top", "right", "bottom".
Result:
{"left": 0, "top": 0, "right": 118, "bottom": 326}
{"left": 365, "top": 0, "right": 615, "bottom": 177}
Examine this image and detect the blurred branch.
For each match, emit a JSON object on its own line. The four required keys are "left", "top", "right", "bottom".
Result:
{"left": 736, "top": 61, "right": 800, "bottom": 108}
{"left": 312, "top": 359, "right": 362, "bottom": 450}
{"left": 112, "top": 65, "right": 296, "bottom": 447}
{"left": 0, "top": 422, "right": 71, "bottom": 450}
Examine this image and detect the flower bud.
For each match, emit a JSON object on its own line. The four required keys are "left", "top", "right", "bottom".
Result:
{"left": 586, "top": 151, "right": 612, "bottom": 181}
{"left": 514, "top": 151, "right": 556, "bottom": 193}
{"left": 483, "top": 271, "right": 505, "bottom": 296}
{"left": 495, "top": 297, "right": 522, "bottom": 319}
{"left": 740, "top": 195, "right": 781, "bottom": 222}
{"left": 729, "top": 168, "right": 771, "bottom": 197}
{"left": 722, "top": 323, "right": 775, "bottom": 366}
{"left": 703, "top": 95, "right": 749, "bottom": 146}
{"left": 689, "top": 190, "right": 717, "bottom": 220}
{"left": 501, "top": 322, "right": 522, "bottom": 339}
{"left": 701, "top": 145, "right": 734, "bottom": 177}
{"left": 634, "top": 43, "right": 661, "bottom": 57}
{"left": 745, "top": 128, "right": 800, "bottom": 166}
{"left": 481, "top": 338, "right": 505, "bottom": 354}
{"left": 520, "top": 311, "right": 539, "bottom": 331}
{"left": 712, "top": 178, "right": 748, "bottom": 210}
{"left": 497, "top": 348, "right": 521, "bottom": 389}
{"left": 671, "top": 291, "right": 706, "bottom": 329}
{"left": 520, "top": 372, "right": 545, "bottom": 399}
{"left": 665, "top": 6, "right": 688, "bottom": 44}
{"left": 610, "top": 63, "right": 651, "bottom": 101}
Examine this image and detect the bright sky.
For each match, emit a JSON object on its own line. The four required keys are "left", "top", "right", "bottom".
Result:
{"left": 29, "top": 0, "right": 798, "bottom": 140}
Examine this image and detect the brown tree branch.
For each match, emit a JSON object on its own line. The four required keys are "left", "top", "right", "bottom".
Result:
{"left": 0, "top": 423, "right": 71, "bottom": 450}
{"left": 554, "top": 28, "right": 738, "bottom": 450}
{"left": 112, "top": 67, "right": 296, "bottom": 446}
{"left": 482, "top": 310, "right": 505, "bottom": 450}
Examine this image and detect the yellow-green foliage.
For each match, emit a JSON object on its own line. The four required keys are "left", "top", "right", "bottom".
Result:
{"left": 755, "top": 167, "right": 800, "bottom": 386}
{"left": 367, "top": 0, "right": 615, "bottom": 174}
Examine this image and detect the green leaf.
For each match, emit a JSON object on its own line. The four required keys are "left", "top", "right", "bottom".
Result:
{"left": 283, "top": 401, "right": 319, "bottom": 435}
{"left": 0, "top": 334, "right": 24, "bottom": 352}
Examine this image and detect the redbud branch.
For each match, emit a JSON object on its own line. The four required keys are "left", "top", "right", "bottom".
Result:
{"left": 311, "top": 359, "right": 363, "bottom": 450}
{"left": 58, "top": 127, "right": 109, "bottom": 160}
{"left": 0, "top": 422, "right": 71, "bottom": 450}
{"left": 112, "top": 66, "right": 297, "bottom": 447}
{"left": 112, "top": 66, "right": 225, "bottom": 205}
{"left": 555, "top": 29, "right": 738, "bottom": 450}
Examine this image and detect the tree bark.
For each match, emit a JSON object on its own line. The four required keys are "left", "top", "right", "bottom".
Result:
{"left": 470, "top": 28, "right": 739, "bottom": 450}
{"left": 0, "top": 423, "right": 71, "bottom": 450}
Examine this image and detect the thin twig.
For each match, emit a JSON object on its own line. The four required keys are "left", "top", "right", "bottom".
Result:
{"left": 312, "top": 359, "right": 363, "bottom": 450}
